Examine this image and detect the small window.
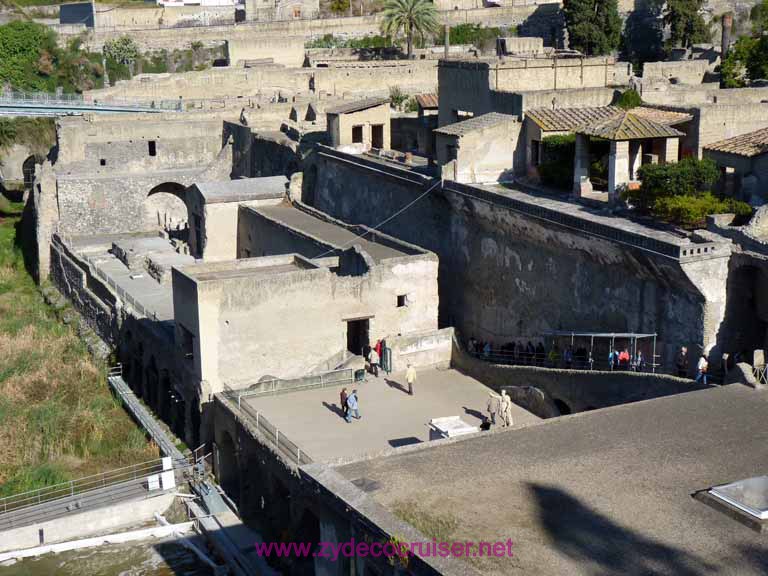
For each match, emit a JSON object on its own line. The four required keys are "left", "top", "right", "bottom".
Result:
{"left": 397, "top": 294, "right": 408, "bottom": 307}
{"left": 99, "top": 159, "right": 106, "bottom": 166}
{"left": 148, "top": 140, "right": 157, "bottom": 156}
{"left": 352, "top": 125, "right": 364, "bottom": 144}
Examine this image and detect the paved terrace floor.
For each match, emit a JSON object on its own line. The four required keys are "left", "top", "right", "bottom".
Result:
{"left": 73, "top": 233, "right": 193, "bottom": 321}
{"left": 336, "top": 384, "right": 768, "bottom": 576}
{"left": 254, "top": 204, "right": 408, "bottom": 262}
{"left": 243, "top": 368, "right": 539, "bottom": 463}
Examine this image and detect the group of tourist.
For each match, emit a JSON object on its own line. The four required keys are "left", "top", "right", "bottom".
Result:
{"left": 485, "top": 389, "right": 514, "bottom": 429}
{"left": 467, "top": 336, "right": 652, "bottom": 372}
{"left": 337, "top": 356, "right": 418, "bottom": 423}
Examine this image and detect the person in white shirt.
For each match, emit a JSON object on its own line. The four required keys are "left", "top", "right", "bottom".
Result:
{"left": 695, "top": 354, "right": 709, "bottom": 385}
{"left": 368, "top": 348, "right": 379, "bottom": 377}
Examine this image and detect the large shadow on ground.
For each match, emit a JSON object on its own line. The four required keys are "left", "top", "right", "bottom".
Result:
{"left": 530, "top": 483, "right": 718, "bottom": 575}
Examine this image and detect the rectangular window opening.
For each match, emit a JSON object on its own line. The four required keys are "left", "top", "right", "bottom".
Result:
{"left": 352, "top": 125, "right": 364, "bottom": 144}
{"left": 397, "top": 294, "right": 408, "bottom": 307}
{"left": 148, "top": 140, "right": 157, "bottom": 157}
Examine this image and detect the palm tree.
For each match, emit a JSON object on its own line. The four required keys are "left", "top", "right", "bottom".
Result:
{"left": 380, "top": 0, "right": 439, "bottom": 59}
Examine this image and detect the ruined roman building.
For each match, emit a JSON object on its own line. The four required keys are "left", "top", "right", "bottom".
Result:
{"left": 6, "top": 5, "right": 768, "bottom": 572}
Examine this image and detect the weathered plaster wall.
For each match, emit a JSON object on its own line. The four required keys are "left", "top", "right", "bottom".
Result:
{"left": 330, "top": 104, "right": 391, "bottom": 149}
{"left": 225, "top": 36, "right": 306, "bottom": 67}
{"left": 643, "top": 60, "right": 710, "bottom": 85}
{"left": 172, "top": 250, "right": 439, "bottom": 390}
{"left": 306, "top": 149, "right": 728, "bottom": 370}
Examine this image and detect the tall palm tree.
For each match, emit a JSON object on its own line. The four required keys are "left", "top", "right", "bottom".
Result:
{"left": 380, "top": 0, "right": 439, "bottom": 59}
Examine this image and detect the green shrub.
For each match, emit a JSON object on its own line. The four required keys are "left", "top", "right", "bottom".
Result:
{"left": 616, "top": 88, "right": 642, "bottom": 109}
{"left": 626, "top": 157, "right": 721, "bottom": 211}
{"left": 654, "top": 193, "right": 752, "bottom": 226}
{"left": 538, "top": 134, "right": 575, "bottom": 190}
{"left": 389, "top": 85, "right": 408, "bottom": 109}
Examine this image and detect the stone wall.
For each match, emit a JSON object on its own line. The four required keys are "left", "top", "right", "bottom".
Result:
{"left": 452, "top": 337, "right": 712, "bottom": 414}
{"left": 225, "top": 36, "right": 306, "bottom": 68}
{"left": 305, "top": 148, "right": 730, "bottom": 371}
{"left": 643, "top": 60, "right": 710, "bottom": 85}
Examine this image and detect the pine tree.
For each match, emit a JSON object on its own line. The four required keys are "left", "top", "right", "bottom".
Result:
{"left": 563, "top": 0, "right": 622, "bottom": 56}
{"left": 664, "top": 0, "right": 711, "bottom": 49}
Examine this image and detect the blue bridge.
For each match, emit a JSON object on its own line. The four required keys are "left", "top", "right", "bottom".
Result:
{"left": 0, "top": 91, "right": 183, "bottom": 116}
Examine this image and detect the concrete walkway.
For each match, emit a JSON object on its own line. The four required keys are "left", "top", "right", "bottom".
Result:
{"left": 245, "top": 368, "right": 539, "bottom": 462}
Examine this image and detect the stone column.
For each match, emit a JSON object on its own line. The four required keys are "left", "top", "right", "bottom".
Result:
{"left": 662, "top": 137, "right": 679, "bottom": 164}
{"left": 573, "top": 133, "right": 592, "bottom": 196}
{"left": 629, "top": 141, "right": 642, "bottom": 180}
{"left": 608, "top": 140, "right": 630, "bottom": 202}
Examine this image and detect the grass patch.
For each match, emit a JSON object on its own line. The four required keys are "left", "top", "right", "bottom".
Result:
{"left": 391, "top": 499, "right": 458, "bottom": 541}
{"left": 0, "top": 202, "right": 158, "bottom": 495}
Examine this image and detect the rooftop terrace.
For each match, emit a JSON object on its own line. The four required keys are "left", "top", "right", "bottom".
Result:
{"left": 336, "top": 384, "right": 768, "bottom": 575}
{"left": 242, "top": 367, "right": 539, "bottom": 463}
{"left": 254, "top": 204, "right": 413, "bottom": 262}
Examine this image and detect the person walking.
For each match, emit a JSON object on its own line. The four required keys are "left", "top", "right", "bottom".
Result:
{"left": 405, "top": 363, "right": 417, "bottom": 396}
{"left": 486, "top": 391, "right": 501, "bottom": 426}
{"left": 340, "top": 387, "right": 349, "bottom": 420}
{"left": 345, "top": 389, "right": 361, "bottom": 422}
{"left": 500, "top": 390, "right": 514, "bottom": 427}
{"left": 675, "top": 346, "right": 689, "bottom": 377}
{"left": 369, "top": 347, "right": 380, "bottom": 378}
{"left": 695, "top": 354, "right": 709, "bottom": 385}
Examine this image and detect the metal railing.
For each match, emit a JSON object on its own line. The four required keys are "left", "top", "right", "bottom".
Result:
{"left": 0, "top": 456, "right": 190, "bottom": 517}
{"left": 0, "top": 90, "right": 182, "bottom": 112}
{"left": 470, "top": 348, "right": 657, "bottom": 373}
{"left": 221, "top": 369, "right": 355, "bottom": 466}
{"left": 753, "top": 364, "right": 768, "bottom": 386}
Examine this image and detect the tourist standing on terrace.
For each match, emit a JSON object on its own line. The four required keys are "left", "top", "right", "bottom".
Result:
{"left": 346, "top": 390, "right": 360, "bottom": 422}
{"left": 406, "top": 363, "right": 417, "bottom": 396}
{"left": 340, "top": 388, "right": 349, "bottom": 419}
{"left": 696, "top": 354, "right": 709, "bottom": 385}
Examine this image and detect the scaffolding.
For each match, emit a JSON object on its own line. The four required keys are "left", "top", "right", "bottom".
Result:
{"left": 544, "top": 331, "right": 658, "bottom": 373}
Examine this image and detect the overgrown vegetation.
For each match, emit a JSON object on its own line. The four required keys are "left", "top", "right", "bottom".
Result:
{"left": 539, "top": 134, "right": 575, "bottom": 191}
{"left": 720, "top": 4, "right": 768, "bottom": 88}
{"left": 622, "top": 157, "right": 752, "bottom": 226}
{"left": 306, "top": 33, "right": 392, "bottom": 49}
{"left": 392, "top": 500, "right": 458, "bottom": 542}
{"left": 0, "top": 117, "right": 56, "bottom": 159}
{"left": 563, "top": 0, "right": 622, "bottom": 56}
{"left": 440, "top": 23, "right": 506, "bottom": 51}
{"left": 0, "top": 21, "right": 103, "bottom": 93}
{"left": 0, "top": 201, "right": 157, "bottom": 497}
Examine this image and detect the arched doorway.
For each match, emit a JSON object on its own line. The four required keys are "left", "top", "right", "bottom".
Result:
{"left": 158, "top": 370, "right": 171, "bottom": 423}
{"left": 145, "top": 356, "right": 159, "bottom": 411}
{"left": 720, "top": 265, "right": 768, "bottom": 361}
{"left": 132, "top": 342, "right": 144, "bottom": 397}
{"left": 144, "top": 182, "right": 189, "bottom": 239}
{"left": 553, "top": 399, "right": 572, "bottom": 416}
{"left": 217, "top": 431, "right": 241, "bottom": 505}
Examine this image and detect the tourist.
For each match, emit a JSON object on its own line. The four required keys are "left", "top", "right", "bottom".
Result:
{"left": 618, "top": 348, "right": 630, "bottom": 370}
{"left": 535, "top": 342, "right": 545, "bottom": 366}
{"left": 486, "top": 391, "right": 501, "bottom": 426}
{"left": 340, "top": 387, "right": 349, "bottom": 419}
{"left": 406, "top": 363, "right": 417, "bottom": 396}
{"left": 345, "top": 390, "right": 360, "bottom": 422}
{"left": 369, "top": 347, "right": 380, "bottom": 377}
{"left": 482, "top": 341, "right": 491, "bottom": 359}
{"left": 634, "top": 351, "right": 645, "bottom": 372}
{"left": 695, "top": 354, "right": 709, "bottom": 385}
{"left": 468, "top": 336, "right": 478, "bottom": 355}
{"left": 564, "top": 346, "right": 573, "bottom": 369}
{"left": 675, "top": 346, "right": 689, "bottom": 377}
{"left": 548, "top": 344, "right": 561, "bottom": 367}
{"left": 525, "top": 341, "right": 535, "bottom": 365}
{"left": 500, "top": 390, "right": 514, "bottom": 427}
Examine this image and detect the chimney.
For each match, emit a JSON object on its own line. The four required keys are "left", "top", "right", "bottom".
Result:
{"left": 444, "top": 24, "right": 450, "bottom": 60}
{"left": 722, "top": 13, "right": 733, "bottom": 57}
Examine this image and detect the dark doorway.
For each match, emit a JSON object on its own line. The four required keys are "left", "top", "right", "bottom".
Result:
{"left": 346, "top": 318, "right": 369, "bottom": 356}
{"left": 553, "top": 399, "right": 572, "bottom": 416}
{"left": 217, "top": 432, "right": 240, "bottom": 506}
{"left": 372, "top": 124, "right": 384, "bottom": 149}
{"left": 352, "top": 125, "right": 363, "bottom": 144}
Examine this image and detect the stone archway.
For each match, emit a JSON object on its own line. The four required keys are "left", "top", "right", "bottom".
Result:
{"left": 217, "top": 431, "right": 241, "bottom": 505}
{"left": 144, "top": 182, "right": 189, "bottom": 236}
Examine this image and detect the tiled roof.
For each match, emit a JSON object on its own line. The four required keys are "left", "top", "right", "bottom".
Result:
{"left": 415, "top": 93, "right": 438, "bottom": 109}
{"left": 578, "top": 110, "right": 684, "bottom": 140}
{"left": 630, "top": 106, "right": 693, "bottom": 126}
{"left": 325, "top": 97, "right": 389, "bottom": 115}
{"left": 434, "top": 112, "right": 517, "bottom": 136}
{"left": 526, "top": 106, "right": 621, "bottom": 132}
{"left": 704, "top": 127, "right": 768, "bottom": 158}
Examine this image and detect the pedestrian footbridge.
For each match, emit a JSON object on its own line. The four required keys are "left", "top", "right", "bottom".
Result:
{"left": 0, "top": 91, "right": 182, "bottom": 116}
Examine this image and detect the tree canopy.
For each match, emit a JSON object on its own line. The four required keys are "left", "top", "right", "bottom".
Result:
{"left": 563, "top": 0, "right": 622, "bottom": 56}
{"left": 380, "top": 0, "right": 438, "bottom": 58}
{"left": 663, "top": 0, "right": 711, "bottom": 49}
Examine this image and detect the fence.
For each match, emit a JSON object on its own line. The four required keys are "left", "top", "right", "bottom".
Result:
{"left": 0, "top": 89, "right": 182, "bottom": 112}
{"left": 0, "top": 456, "right": 191, "bottom": 518}
{"left": 221, "top": 369, "right": 355, "bottom": 466}
{"left": 470, "top": 347, "right": 656, "bottom": 373}
{"left": 753, "top": 364, "right": 768, "bottom": 386}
